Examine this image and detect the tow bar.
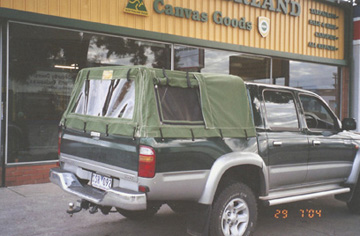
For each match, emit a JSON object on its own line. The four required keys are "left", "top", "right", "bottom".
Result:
{"left": 67, "top": 200, "right": 115, "bottom": 217}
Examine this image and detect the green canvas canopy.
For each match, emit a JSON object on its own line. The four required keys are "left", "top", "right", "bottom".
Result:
{"left": 61, "top": 66, "right": 256, "bottom": 139}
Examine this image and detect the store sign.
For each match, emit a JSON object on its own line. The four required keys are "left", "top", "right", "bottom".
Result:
{"left": 151, "top": 0, "right": 343, "bottom": 56}
{"left": 258, "top": 17, "right": 270, "bottom": 37}
{"left": 124, "top": 0, "right": 149, "bottom": 16}
{"left": 153, "top": 0, "right": 300, "bottom": 34}
{"left": 225, "top": 0, "right": 301, "bottom": 17}
{"left": 153, "top": 0, "right": 208, "bottom": 22}
{"left": 308, "top": 8, "right": 340, "bottom": 51}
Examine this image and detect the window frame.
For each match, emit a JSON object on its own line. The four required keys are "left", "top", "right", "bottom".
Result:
{"left": 154, "top": 84, "right": 205, "bottom": 126}
{"left": 246, "top": 84, "right": 265, "bottom": 129}
{"left": 262, "top": 89, "right": 301, "bottom": 131}
{"left": 298, "top": 92, "right": 341, "bottom": 132}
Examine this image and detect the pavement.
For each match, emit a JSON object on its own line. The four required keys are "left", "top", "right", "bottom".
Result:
{"left": 1, "top": 183, "right": 360, "bottom": 236}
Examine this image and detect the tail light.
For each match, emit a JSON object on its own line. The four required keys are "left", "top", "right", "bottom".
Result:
{"left": 138, "top": 146, "right": 156, "bottom": 178}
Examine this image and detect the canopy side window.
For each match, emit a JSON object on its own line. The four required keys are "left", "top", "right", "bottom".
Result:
{"left": 156, "top": 85, "right": 204, "bottom": 124}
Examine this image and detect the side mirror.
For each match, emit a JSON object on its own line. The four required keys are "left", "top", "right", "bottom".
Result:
{"left": 342, "top": 118, "right": 357, "bottom": 131}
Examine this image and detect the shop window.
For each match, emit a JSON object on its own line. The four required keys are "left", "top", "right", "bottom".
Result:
{"left": 87, "top": 35, "right": 171, "bottom": 69}
{"left": 8, "top": 22, "right": 81, "bottom": 163}
{"left": 7, "top": 22, "right": 171, "bottom": 164}
{"left": 174, "top": 46, "right": 205, "bottom": 72}
{"left": 272, "top": 59, "right": 340, "bottom": 116}
{"left": 174, "top": 45, "right": 271, "bottom": 84}
{"left": 229, "top": 55, "right": 271, "bottom": 84}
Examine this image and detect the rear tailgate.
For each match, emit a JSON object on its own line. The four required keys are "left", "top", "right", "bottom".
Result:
{"left": 60, "top": 128, "right": 138, "bottom": 172}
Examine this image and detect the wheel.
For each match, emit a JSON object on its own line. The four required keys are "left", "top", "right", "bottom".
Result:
{"left": 347, "top": 181, "right": 360, "bottom": 214}
{"left": 210, "top": 182, "right": 257, "bottom": 236}
{"left": 116, "top": 203, "right": 161, "bottom": 220}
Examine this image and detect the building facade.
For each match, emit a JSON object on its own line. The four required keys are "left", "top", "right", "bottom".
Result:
{"left": 353, "top": 3, "right": 360, "bottom": 132}
{"left": 0, "top": 0, "right": 354, "bottom": 186}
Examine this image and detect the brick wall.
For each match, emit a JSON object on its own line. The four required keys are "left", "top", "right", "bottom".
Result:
{"left": 5, "top": 163, "right": 57, "bottom": 186}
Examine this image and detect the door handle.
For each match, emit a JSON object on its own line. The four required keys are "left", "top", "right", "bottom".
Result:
{"left": 273, "top": 141, "right": 282, "bottom": 147}
{"left": 312, "top": 140, "right": 321, "bottom": 146}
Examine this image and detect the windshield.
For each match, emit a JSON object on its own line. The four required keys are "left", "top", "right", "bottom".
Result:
{"left": 72, "top": 79, "right": 135, "bottom": 119}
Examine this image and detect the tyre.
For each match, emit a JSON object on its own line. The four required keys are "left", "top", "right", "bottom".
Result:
{"left": 209, "top": 182, "right": 257, "bottom": 236}
{"left": 347, "top": 181, "right": 360, "bottom": 214}
{"left": 116, "top": 203, "right": 161, "bottom": 220}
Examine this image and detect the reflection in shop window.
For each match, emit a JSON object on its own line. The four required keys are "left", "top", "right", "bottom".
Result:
{"left": 229, "top": 55, "right": 271, "bottom": 83}
{"left": 7, "top": 23, "right": 171, "bottom": 164}
{"left": 289, "top": 61, "right": 339, "bottom": 115}
{"left": 174, "top": 45, "right": 271, "bottom": 84}
{"left": 87, "top": 36, "right": 171, "bottom": 69}
{"left": 174, "top": 46, "right": 204, "bottom": 71}
{"left": 272, "top": 59, "right": 339, "bottom": 115}
{"left": 8, "top": 23, "right": 80, "bottom": 163}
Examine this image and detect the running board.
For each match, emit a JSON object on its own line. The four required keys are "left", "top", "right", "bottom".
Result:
{"left": 261, "top": 187, "right": 350, "bottom": 206}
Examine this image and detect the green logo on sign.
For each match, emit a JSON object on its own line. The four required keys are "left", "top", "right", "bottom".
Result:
{"left": 124, "top": 0, "right": 148, "bottom": 16}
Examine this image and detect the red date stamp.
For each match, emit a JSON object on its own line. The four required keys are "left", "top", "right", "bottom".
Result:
{"left": 274, "top": 209, "right": 322, "bottom": 219}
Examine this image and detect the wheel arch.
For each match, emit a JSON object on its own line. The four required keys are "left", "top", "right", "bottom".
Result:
{"left": 198, "top": 152, "right": 268, "bottom": 205}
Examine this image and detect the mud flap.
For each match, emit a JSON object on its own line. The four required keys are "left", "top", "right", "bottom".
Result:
{"left": 186, "top": 204, "right": 211, "bottom": 236}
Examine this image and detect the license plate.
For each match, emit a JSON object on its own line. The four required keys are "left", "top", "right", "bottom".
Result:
{"left": 91, "top": 173, "right": 112, "bottom": 191}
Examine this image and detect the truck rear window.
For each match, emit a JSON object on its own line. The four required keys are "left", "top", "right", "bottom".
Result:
{"left": 156, "top": 86, "right": 204, "bottom": 124}
{"left": 72, "top": 79, "right": 135, "bottom": 119}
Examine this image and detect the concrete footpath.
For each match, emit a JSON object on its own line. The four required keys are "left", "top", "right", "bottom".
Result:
{"left": 1, "top": 183, "right": 360, "bottom": 236}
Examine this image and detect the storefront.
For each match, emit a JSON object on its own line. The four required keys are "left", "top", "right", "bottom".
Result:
{"left": 0, "top": 0, "right": 354, "bottom": 186}
{"left": 353, "top": 2, "right": 360, "bottom": 132}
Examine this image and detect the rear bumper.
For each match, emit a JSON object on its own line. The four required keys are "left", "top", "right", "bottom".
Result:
{"left": 49, "top": 168, "right": 146, "bottom": 211}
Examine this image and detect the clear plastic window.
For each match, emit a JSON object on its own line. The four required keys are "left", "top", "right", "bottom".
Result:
{"left": 105, "top": 80, "right": 135, "bottom": 119}
{"left": 72, "top": 79, "right": 135, "bottom": 119}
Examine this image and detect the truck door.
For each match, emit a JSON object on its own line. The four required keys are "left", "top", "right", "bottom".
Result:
{"left": 262, "top": 89, "right": 309, "bottom": 190}
{"left": 298, "top": 94, "right": 357, "bottom": 184}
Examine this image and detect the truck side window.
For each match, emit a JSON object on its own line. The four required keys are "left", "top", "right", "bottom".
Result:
{"left": 299, "top": 95, "right": 338, "bottom": 131}
{"left": 263, "top": 90, "right": 299, "bottom": 130}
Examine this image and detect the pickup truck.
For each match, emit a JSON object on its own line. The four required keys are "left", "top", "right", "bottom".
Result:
{"left": 50, "top": 66, "right": 360, "bottom": 236}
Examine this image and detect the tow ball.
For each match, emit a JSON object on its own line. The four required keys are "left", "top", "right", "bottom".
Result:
{"left": 67, "top": 200, "right": 113, "bottom": 216}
